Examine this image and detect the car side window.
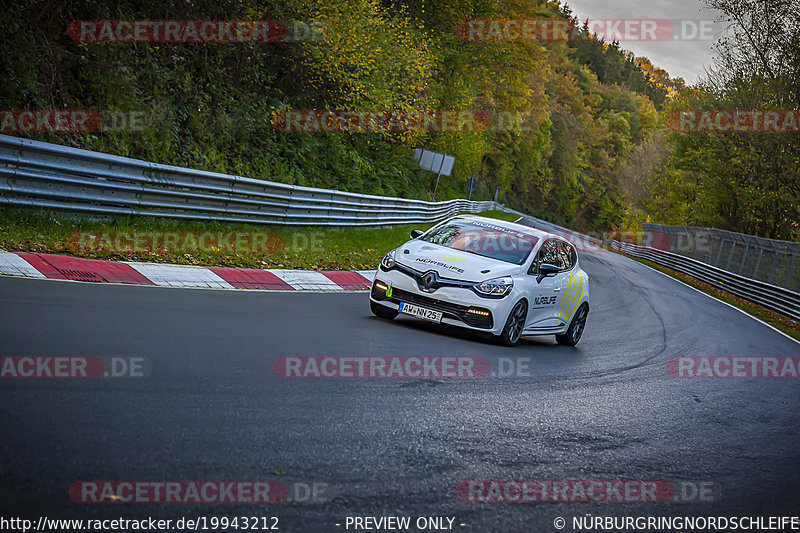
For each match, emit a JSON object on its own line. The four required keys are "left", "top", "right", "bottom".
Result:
{"left": 528, "top": 239, "right": 566, "bottom": 274}
{"left": 557, "top": 241, "right": 575, "bottom": 271}
{"left": 541, "top": 239, "right": 560, "bottom": 267}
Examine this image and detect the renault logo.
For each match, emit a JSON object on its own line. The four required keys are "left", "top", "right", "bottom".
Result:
{"left": 420, "top": 270, "right": 438, "bottom": 291}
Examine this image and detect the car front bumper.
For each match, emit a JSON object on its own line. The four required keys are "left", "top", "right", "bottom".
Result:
{"left": 369, "top": 268, "right": 514, "bottom": 335}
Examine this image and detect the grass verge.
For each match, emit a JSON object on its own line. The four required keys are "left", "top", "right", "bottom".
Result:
{"left": 476, "top": 209, "right": 522, "bottom": 223}
{"left": 606, "top": 246, "right": 800, "bottom": 342}
{"left": 0, "top": 208, "right": 511, "bottom": 271}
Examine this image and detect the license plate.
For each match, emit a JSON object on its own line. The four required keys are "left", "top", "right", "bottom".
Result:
{"left": 398, "top": 302, "right": 442, "bottom": 323}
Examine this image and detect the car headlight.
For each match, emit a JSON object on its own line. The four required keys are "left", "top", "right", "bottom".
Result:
{"left": 474, "top": 276, "right": 514, "bottom": 297}
{"left": 380, "top": 250, "right": 396, "bottom": 270}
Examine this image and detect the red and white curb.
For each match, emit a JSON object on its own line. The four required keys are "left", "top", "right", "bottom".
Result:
{"left": 0, "top": 252, "right": 376, "bottom": 291}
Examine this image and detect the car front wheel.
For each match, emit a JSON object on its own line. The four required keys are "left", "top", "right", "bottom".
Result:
{"left": 496, "top": 300, "right": 527, "bottom": 347}
{"left": 556, "top": 303, "right": 588, "bottom": 347}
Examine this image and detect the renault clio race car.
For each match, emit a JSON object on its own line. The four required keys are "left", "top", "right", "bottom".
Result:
{"left": 369, "top": 215, "right": 590, "bottom": 347}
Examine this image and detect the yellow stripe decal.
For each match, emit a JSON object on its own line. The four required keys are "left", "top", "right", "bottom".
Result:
{"left": 558, "top": 273, "right": 574, "bottom": 321}
{"left": 566, "top": 283, "right": 584, "bottom": 322}
{"left": 565, "top": 275, "right": 584, "bottom": 322}
{"left": 560, "top": 273, "right": 578, "bottom": 321}
{"left": 561, "top": 274, "right": 580, "bottom": 322}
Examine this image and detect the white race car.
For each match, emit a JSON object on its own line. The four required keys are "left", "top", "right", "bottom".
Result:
{"left": 369, "top": 215, "right": 590, "bottom": 346}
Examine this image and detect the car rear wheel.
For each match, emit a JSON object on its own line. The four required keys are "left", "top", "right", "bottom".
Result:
{"left": 556, "top": 303, "right": 588, "bottom": 347}
{"left": 370, "top": 300, "right": 398, "bottom": 320}
{"left": 496, "top": 300, "right": 527, "bottom": 347}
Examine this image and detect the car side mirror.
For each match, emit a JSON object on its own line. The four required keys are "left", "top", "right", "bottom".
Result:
{"left": 536, "top": 263, "right": 559, "bottom": 284}
{"left": 411, "top": 229, "right": 424, "bottom": 239}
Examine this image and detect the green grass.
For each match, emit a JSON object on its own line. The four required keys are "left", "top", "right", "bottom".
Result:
{"left": 605, "top": 246, "right": 800, "bottom": 342}
{"left": 0, "top": 208, "right": 514, "bottom": 271}
{"left": 475, "top": 209, "right": 522, "bottom": 223}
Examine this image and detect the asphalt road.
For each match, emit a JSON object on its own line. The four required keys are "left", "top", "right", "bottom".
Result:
{"left": 1, "top": 248, "right": 799, "bottom": 532}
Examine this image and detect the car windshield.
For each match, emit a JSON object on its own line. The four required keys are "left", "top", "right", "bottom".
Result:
{"left": 420, "top": 219, "right": 538, "bottom": 265}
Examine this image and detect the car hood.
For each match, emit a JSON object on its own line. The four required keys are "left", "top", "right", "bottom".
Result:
{"left": 395, "top": 240, "right": 522, "bottom": 282}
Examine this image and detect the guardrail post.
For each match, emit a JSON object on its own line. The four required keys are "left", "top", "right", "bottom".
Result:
{"left": 706, "top": 232, "right": 715, "bottom": 264}
{"left": 725, "top": 241, "right": 736, "bottom": 270}
{"left": 714, "top": 239, "right": 725, "bottom": 266}
{"left": 767, "top": 252, "right": 778, "bottom": 284}
{"left": 785, "top": 253, "right": 796, "bottom": 288}
{"left": 738, "top": 244, "right": 749, "bottom": 274}
{"left": 752, "top": 248, "right": 764, "bottom": 279}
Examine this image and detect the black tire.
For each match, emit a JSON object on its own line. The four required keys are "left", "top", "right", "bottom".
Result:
{"left": 556, "top": 303, "right": 588, "bottom": 347}
{"left": 370, "top": 300, "right": 398, "bottom": 320}
{"left": 496, "top": 300, "right": 527, "bottom": 347}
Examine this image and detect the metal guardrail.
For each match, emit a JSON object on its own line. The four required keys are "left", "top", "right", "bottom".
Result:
{"left": 611, "top": 240, "right": 800, "bottom": 322}
{"left": 450, "top": 205, "right": 800, "bottom": 323}
{"left": 643, "top": 223, "right": 800, "bottom": 292}
{"left": 6, "top": 136, "right": 795, "bottom": 321}
{"left": 0, "top": 135, "right": 502, "bottom": 227}
{"left": 512, "top": 216, "right": 800, "bottom": 322}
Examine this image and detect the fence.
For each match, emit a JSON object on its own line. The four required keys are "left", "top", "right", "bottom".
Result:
{"left": 612, "top": 239, "right": 800, "bottom": 322}
{"left": 643, "top": 223, "right": 800, "bottom": 293}
{"left": 0, "top": 134, "right": 501, "bottom": 227}
{"left": 512, "top": 217, "right": 800, "bottom": 321}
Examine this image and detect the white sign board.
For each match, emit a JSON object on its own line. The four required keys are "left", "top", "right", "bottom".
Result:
{"left": 415, "top": 149, "right": 455, "bottom": 176}
{"left": 439, "top": 155, "right": 455, "bottom": 176}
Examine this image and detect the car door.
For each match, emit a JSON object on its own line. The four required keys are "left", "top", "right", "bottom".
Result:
{"left": 554, "top": 240, "right": 582, "bottom": 328}
{"left": 524, "top": 239, "right": 565, "bottom": 329}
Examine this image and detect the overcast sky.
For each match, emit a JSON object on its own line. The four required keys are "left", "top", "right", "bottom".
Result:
{"left": 563, "top": 0, "right": 725, "bottom": 84}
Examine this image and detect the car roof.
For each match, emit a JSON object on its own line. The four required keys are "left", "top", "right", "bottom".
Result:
{"left": 452, "top": 214, "right": 558, "bottom": 241}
